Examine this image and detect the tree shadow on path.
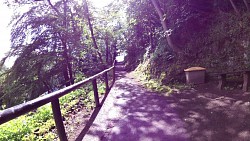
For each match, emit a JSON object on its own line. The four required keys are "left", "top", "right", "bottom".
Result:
{"left": 83, "top": 70, "right": 250, "bottom": 141}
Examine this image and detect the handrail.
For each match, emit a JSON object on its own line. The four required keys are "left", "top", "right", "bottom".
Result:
{"left": 0, "top": 65, "right": 115, "bottom": 141}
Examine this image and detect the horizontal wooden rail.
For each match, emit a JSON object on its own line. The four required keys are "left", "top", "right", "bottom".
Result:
{"left": 0, "top": 65, "right": 115, "bottom": 141}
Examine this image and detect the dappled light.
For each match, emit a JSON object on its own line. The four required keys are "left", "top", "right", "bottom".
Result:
{"left": 1, "top": 0, "right": 250, "bottom": 140}
{"left": 83, "top": 71, "right": 189, "bottom": 141}
{"left": 82, "top": 64, "right": 250, "bottom": 141}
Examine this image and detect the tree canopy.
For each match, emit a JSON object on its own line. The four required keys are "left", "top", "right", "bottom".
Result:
{"left": 124, "top": 0, "right": 250, "bottom": 83}
{"left": 0, "top": 0, "right": 123, "bottom": 107}
{"left": 1, "top": 0, "right": 250, "bottom": 107}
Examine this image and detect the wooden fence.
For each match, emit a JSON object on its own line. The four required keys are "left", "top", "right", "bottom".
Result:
{"left": 0, "top": 63, "right": 116, "bottom": 141}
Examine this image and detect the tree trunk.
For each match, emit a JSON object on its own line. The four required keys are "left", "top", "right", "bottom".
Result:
{"left": 83, "top": 0, "right": 103, "bottom": 63}
{"left": 68, "top": 58, "right": 74, "bottom": 85}
{"left": 62, "top": 40, "right": 70, "bottom": 86}
{"left": 47, "top": 0, "right": 74, "bottom": 86}
{"left": 112, "top": 43, "right": 117, "bottom": 63}
{"left": 105, "top": 35, "right": 109, "bottom": 65}
{"left": 62, "top": 0, "right": 74, "bottom": 86}
{"left": 47, "top": 0, "right": 62, "bottom": 16}
{"left": 150, "top": 0, "right": 181, "bottom": 53}
{"left": 149, "top": 22, "right": 155, "bottom": 53}
{"left": 243, "top": 0, "right": 249, "bottom": 11}
{"left": 229, "top": 0, "right": 240, "bottom": 14}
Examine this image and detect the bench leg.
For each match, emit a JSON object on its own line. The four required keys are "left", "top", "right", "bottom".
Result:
{"left": 218, "top": 74, "right": 226, "bottom": 90}
{"left": 243, "top": 71, "right": 250, "bottom": 92}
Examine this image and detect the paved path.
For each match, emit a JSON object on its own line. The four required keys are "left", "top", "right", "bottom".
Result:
{"left": 82, "top": 71, "right": 189, "bottom": 141}
{"left": 82, "top": 65, "right": 250, "bottom": 141}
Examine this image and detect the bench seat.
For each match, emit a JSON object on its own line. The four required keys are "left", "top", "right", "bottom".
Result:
{"left": 209, "top": 71, "right": 250, "bottom": 92}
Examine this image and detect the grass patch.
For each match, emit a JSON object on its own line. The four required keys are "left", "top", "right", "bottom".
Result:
{"left": 0, "top": 104, "right": 56, "bottom": 141}
{"left": 132, "top": 69, "right": 189, "bottom": 96}
{"left": 0, "top": 82, "right": 108, "bottom": 141}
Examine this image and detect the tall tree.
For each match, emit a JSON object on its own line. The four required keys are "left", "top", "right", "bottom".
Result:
{"left": 243, "top": 0, "right": 249, "bottom": 11}
{"left": 47, "top": 0, "right": 74, "bottom": 86}
{"left": 229, "top": 0, "right": 240, "bottom": 14}
{"left": 1, "top": 0, "right": 84, "bottom": 106}
{"left": 150, "top": 0, "right": 180, "bottom": 52}
{"left": 83, "top": 0, "right": 103, "bottom": 63}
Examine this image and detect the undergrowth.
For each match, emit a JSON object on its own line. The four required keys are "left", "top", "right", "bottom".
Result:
{"left": 133, "top": 60, "right": 190, "bottom": 96}
{"left": 0, "top": 82, "right": 107, "bottom": 141}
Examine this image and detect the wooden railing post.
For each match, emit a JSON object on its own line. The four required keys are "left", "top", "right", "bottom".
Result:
{"left": 104, "top": 72, "right": 109, "bottom": 94}
{"left": 51, "top": 99, "right": 67, "bottom": 141}
{"left": 0, "top": 66, "right": 115, "bottom": 140}
{"left": 92, "top": 79, "right": 100, "bottom": 107}
{"left": 217, "top": 74, "right": 226, "bottom": 89}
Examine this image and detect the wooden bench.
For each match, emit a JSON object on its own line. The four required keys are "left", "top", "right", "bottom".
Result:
{"left": 215, "top": 71, "right": 250, "bottom": 92}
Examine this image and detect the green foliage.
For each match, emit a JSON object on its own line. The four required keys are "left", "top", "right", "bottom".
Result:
{"left": 1, "top": 0, "right": 120, "bottom": 108}
{"left": 0, "top": 0, "right": 116, "bottom": 139}
{"left": 0, "top": 105, "right": 55, "bottom": 141}
{"left": 0, "top": 83, "right": 107, "bottom": 140}
{"left": 0, "top": 67, "right": 7, "bottom": 109}
{"left": 199, "top": 12, "right": 250, "bottom": 72}
{"left": 125, "top": 0, "right": 250, "bottom": 85}
{"left": 125, "top": 45, "right": 146, "bottom": 71}
{"left": 133, "top": 69, "right": 187, "bottom": 97}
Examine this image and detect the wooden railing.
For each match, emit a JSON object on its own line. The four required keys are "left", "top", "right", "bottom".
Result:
{"left": 0, "top": 64, "right": 116, "bottom": 141}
